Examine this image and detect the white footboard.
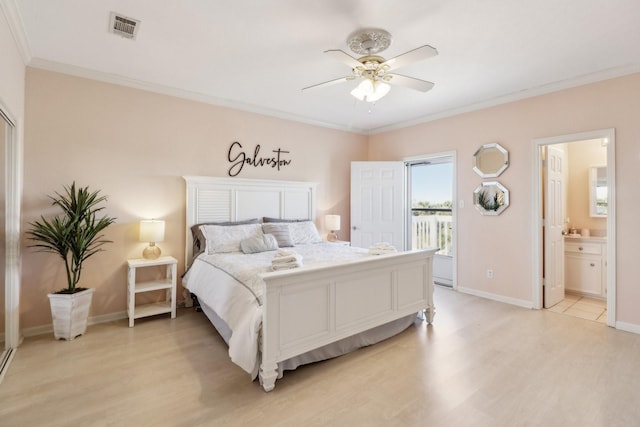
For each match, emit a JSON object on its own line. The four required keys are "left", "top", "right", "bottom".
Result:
{"left": 258, "top": 248, "right": 436, "bottom": 391}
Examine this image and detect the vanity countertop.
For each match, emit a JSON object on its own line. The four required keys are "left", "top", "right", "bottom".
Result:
{"left": 564, "top": 235, "right": 606, "bottom": 243}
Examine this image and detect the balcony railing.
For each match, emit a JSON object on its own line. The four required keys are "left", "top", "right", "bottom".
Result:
{"left": 411, "top": 212, "right": 453, "bottom": 256}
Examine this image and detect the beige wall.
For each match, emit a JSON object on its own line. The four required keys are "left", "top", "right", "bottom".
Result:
{"left": 566, "top": 139, "right": 607, "bottom": 232}
{"left": 22, "top": 68, "right": 367, "bottom": 329}
{"left": 369, "top": 72, "right": 640, "bottom": 327}
{"left": 17, "top": 67, "right": 640, "bottom": 331}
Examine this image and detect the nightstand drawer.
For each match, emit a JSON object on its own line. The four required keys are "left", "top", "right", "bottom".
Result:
{"left": 565, "top": 242, "right": 601, "bottom": 255}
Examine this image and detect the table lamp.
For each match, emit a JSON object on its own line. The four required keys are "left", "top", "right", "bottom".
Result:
{"left": 325, "top": 215, "right": 340, "bottom": 242}
{"left": 139, "top": 219, "right": 165, "bottom": 259}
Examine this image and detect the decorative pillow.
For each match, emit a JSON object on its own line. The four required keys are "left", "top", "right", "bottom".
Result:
{"left": 262, "top": 223, "right": 294, "bottom": 247}
{"left": 240, "top": 234, "right": 279, "bottom": 254}
{"left": 191, "top": 219, "right": 259, "bottom": 257}
{"left": 262, "top": 217, "right": 309, "bottom": 223}
{"left": 200, "top": 223, "right": 263, "bottom": 254}
{"left": 288, "top": 221, "right": 323, "bottom": 244}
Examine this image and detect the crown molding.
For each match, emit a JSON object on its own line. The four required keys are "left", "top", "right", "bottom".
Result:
{"left": 24, "top": 56, "right": 640, "bottom": 137}
{"left": 27, "top": 58, "right": 368, "bottom": 135}
{"left": 0, "top": 0, "right": 32, "bottom": 64}
{"left": 369, "top": 63, "right": 640, "bottom": 135}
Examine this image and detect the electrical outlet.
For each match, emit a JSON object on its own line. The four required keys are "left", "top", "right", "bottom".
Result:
{"left": 486, "top": 269, "right": 494, "bottom": 279}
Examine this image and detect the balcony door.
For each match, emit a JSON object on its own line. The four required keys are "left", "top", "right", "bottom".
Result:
{"left": 406, "top": 153, "right": 456, "bottom": 287}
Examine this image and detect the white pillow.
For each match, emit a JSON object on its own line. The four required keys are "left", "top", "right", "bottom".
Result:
{"left": 240, "top": 234, "right": 279, "bottom": 254}
{"left": 200, "top": 223, "right": 263, "bottom": 254}
{"left": 288, "top": 221, "right": 322, "bottom": 244}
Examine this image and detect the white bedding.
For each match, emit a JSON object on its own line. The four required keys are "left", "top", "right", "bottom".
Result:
{"left": 182, "top": 242, "right": 372, "bottom": 373}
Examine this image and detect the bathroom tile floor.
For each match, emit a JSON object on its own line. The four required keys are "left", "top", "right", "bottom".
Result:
{"left": 546, "top": 293, "right": 607, "bottom": 323}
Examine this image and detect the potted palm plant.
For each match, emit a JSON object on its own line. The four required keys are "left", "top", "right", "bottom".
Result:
{"left": 28, "top": 182, "right": 116, "bottom": 340}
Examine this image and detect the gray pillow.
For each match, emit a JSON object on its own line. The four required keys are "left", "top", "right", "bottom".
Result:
{"left": 262, "top": 223, "right": 294, "bottom": 247}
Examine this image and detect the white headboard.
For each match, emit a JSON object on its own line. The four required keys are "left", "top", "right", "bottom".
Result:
{"left": 183, "top": 176, "right": 317, "bottom": 263}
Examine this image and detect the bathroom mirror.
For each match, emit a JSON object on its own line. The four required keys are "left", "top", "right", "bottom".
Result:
{"left": 473, "top": 181, "right": 510, "bottom": 215}
{"left": 589, "top": 166, "right": 607, "bottom": 217}
{"left": 473, "top": 143, "right": 509, "bottom": 178}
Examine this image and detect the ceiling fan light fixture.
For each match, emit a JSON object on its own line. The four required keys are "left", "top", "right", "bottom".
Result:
{"left": 304, "top": 30, "right": 437, "bottom": 103}
{"left": 351, "top": 79, "right": 390, "bottom": 102}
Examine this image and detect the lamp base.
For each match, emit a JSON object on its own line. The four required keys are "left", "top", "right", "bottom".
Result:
{"left": 327, "top": 231, "right": 338, "bottom": 242}
{"left": 143, "top": 244, "right": 161, "bottom": 260}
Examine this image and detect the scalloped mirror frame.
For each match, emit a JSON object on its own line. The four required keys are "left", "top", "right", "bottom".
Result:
{"left": 473, "top": 181, "right": 510, "bottom": 215}
{"left": 473, "top": 143, "right": 509, "bottom": 178}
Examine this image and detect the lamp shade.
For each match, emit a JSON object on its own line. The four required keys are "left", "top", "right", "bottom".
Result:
{"left": 325, "top": 215, "right": 341, "bottom": 231}
{"left": 139, "top": 220, "right": 165, "bottom": 243}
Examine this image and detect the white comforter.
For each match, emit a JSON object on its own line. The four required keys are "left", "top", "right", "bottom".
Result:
{"left": 182, "top": 243, "right": 370, "bottom": 373}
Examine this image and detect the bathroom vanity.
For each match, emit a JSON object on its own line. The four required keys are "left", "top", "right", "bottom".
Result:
{"left": 564, "top": 236, "right": 607, "bottom": 298}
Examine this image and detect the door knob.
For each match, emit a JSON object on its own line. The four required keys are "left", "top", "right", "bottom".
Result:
{"left": 352, "top": 226, "right": 357, "bottom": 230}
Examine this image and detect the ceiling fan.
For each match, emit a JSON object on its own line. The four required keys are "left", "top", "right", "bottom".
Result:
{"left": 303, "top": 29, "right": 438, "bottom": 103}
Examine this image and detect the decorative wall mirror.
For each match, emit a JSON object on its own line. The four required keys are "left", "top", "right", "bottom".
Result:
{"left": 589, "top": 165, "right": 607, "bottom": 217}
{"left": 473, "top": 143, "right": 509, "bottom": 178}
{"left": 473, "top": 181, "right": 510, "bottom": 215}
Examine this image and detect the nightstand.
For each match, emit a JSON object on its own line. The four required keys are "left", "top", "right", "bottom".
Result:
{"left": 127, "top": 256, "right": 177, "bottom": 327}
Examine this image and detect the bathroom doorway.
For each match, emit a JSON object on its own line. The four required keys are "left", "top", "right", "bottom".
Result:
{"left": 532, "top": 129, "right": 616, "bottom": 326}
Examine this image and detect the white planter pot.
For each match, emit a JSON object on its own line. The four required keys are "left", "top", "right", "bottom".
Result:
{"left": 48, "top": 288, "right": 94, "bottom": 340}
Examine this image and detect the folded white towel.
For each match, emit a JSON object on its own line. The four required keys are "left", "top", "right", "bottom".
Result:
{"left": 272, "top": 254, "right": 301, "bottom": 264}
{"left": 368, "top": 242, "right": 397, "bottom": 255}
{"left": 272, "top": 249, "right": 303, "bottom": 270}
{"left": 272, "top": 260, "right": 303, "bottom": 271}
{"left": 273, "top": 249, "right": 298, "bottom": 258}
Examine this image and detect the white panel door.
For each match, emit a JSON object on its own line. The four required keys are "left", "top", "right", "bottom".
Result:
{"left": 544, "top": 145, "right": 566, "bottom": 308}
{"left": 351, "top": 162, "right": 405, "bottom": 249}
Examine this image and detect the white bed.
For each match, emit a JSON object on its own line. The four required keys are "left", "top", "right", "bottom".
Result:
{"left": 182, "top": 176, "right": 436, "bottom": 391}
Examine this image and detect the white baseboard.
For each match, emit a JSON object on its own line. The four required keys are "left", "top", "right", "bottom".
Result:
{"left": 21, "top": 301, "right": 187, "bottom": 338}
{"left": 21, "top": 311, "right": 128, "bottom": 338}
{"left": 457, "top": 286, "right": 534, "bottom": 309}
{"left": 615, "top": 321, "right": 640, "bottom": 335}
{"left": 458, "top": 287, "right": 640, "bottom": 335}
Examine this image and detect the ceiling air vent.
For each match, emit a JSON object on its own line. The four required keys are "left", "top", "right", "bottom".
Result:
{"left": 109, "top": 12, "right": 140, "bottom": 40}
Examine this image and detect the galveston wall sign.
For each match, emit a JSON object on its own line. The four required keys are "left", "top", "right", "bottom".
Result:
{"left": 227, "top": 141, "right": 292, "bottom": 177}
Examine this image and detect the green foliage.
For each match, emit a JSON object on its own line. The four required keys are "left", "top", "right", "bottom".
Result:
{"left": 477, "top": 190, "right": 501, "bottom": 211}
{"left": 412, "top": 200, "right": 453, "bottom": 216}
{"left": 27, "top": 182, "right": 116, "bottom": 293}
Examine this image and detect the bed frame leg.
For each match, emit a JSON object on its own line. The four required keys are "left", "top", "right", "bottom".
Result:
{"left": 424, "top": 306, "right": 436, "bottom": 324}
{"left": 259, "top": 363, "right": 278, "bottom": 392}
{"left": 183, "top": 289, "right": 193, "bottom": 308}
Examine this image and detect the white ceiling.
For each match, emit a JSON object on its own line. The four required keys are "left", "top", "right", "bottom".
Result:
{"left": 9, "top": 0, "right": 640, "bottom": 134}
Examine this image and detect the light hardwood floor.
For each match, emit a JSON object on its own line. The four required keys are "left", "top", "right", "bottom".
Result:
{"left": 2, "top": 286, "right": 640, "bottom": 426}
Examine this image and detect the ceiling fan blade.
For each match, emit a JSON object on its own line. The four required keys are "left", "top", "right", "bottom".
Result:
{"left": 382, "top": 45, "right": 438, "bottom": 71}
{"left": 324, "top": 49, "right": 363, "bottom": 69}
{"left": 385, "top": 74, "right": 434, "bottom": 92}
{"left": 302, "top": 76, "right": 353, "bottom": 91}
